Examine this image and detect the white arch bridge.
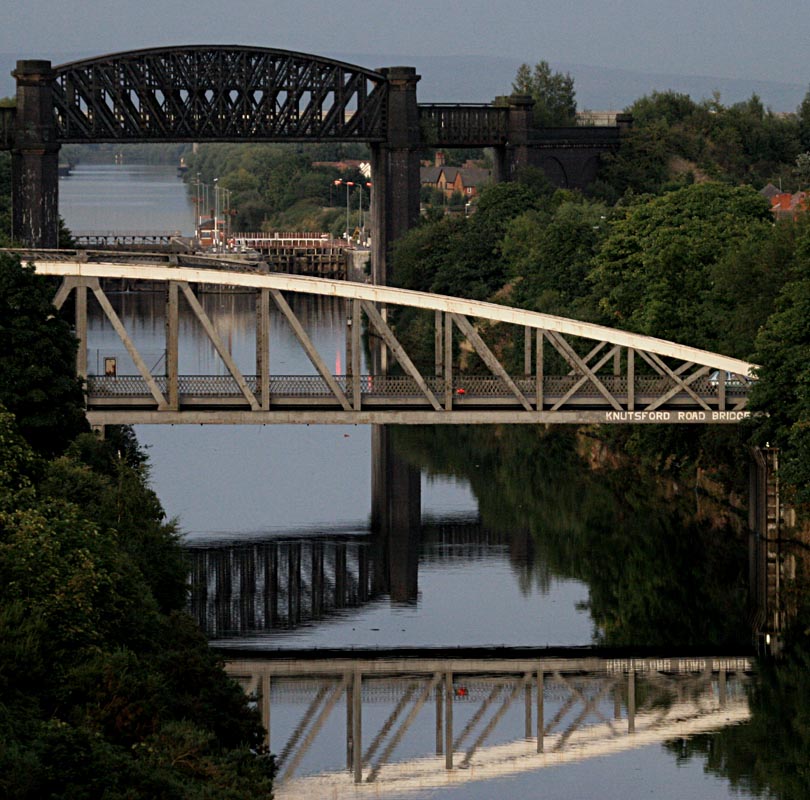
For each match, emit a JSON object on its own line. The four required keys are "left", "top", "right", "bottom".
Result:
{"left": 29, "top": 256, "right": 756, "bottom": 426}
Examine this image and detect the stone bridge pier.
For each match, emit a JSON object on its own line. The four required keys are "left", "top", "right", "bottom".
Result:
{"left": 370, "top": 67, "right": 422, "bottom": 288}
{"left": 11, "top": 60, "right": 60, "bottom": 248}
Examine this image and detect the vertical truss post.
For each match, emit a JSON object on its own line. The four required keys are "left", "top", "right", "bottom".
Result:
{"left": 444, "top": 314, "right": 453, "bottom": 410}
{"left": 535, "top": 329, "right": 544, "bottom": 410}
{"left": 524, "top": 325, "right": 532, "bottom": 376}
{"left": 627, "top": 348, "right": 635, "bottom": 410}
{"left": 75, "top": 280, "right": 87, "bottom": 382}
{"left": 435, "top": 310, "right": 443, "bottom": 377}
{"left": 352, "top": 299, "right": 361, "bottom": 410}
{"left": 444, "top": 671, "right": 454, "bottom": 769}
{"left": 346, "top": 675, "right": 354, "bottom": 770}
{"left": 166, "top": 281, "right": 179, "bottom": 410}
{"left": 536, "top": 669, "right": 544, "bottom": 752}
{"left": 718, "top": 369, "right": 726, "bottom": 411}
{"left": 345, "top": 309, "right": 353, "bottom": 383}
{"left": 256, "top": 288, "right": 270, "bottom": 410}
{"left": 627, "top": 670, "right": 636, "bottom": 734}
{"left": 353, "top": 670, "right": 363, "bottom": 783}
{"left": 435, "top": 683, "right": 444, "bottom": 755}
{"left": 524, "top": 676, "right": 532, "bottom": 738}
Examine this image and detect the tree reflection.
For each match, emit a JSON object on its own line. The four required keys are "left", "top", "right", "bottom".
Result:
{"left": 667, "top": 619, "right": 810, "bottom": 800}
{"left": 392, "top": 425, "right": 750, "bottom": 648}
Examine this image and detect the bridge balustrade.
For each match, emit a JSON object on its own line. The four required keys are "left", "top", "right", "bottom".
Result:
{"left": 86, "top": 373, "right": 751, "bottom": 405}
{"left": 418, "top": 104, "right": 509, "bottom": 147}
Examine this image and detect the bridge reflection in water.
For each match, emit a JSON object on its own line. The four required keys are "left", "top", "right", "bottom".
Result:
{"left": 225, "top": 654, "right": 751, "bottom": 796}
{"left": 187, "top": 518, "right": 527, "bottom": 638}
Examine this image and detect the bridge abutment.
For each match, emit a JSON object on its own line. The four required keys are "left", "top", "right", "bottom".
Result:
{"left": 12, "top": 60, "right": 60, "bottom": 248}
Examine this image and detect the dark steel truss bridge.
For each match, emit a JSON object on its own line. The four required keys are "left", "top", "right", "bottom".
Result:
{"left": 29, "top": 257, "right": 756, "bottom": 426}
{"left": 2, "top": 45, "right": 629, "bottom": 286}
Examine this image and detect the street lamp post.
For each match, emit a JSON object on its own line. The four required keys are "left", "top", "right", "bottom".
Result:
{"left": 195, "top": 173, "right": 202, "bottom": 241}
{"left": 345, "top": 180, "right": 354, "bottom": 242}
{"left": 213, "top": 178, "right": 219, "bottom": 250}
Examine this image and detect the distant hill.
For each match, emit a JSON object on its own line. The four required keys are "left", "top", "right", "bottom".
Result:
{"left": 1, "top": 50, "right": 806, "bottom": 114}
{"left": 339, "top": 53, "right": 807, "bottom": 113}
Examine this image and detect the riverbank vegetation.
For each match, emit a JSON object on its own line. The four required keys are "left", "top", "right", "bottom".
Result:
{"left": 388, "top": 78, "right": 810, "bottom": 518}
{"left": 0, "top": 253, "right": 273, "bottom": 798}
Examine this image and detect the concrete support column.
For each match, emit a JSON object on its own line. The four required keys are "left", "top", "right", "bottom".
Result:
{"left": 370, "top": 66, "right": 421, "bottom": 287}
{"left": 12, "top": 60, "right": 60, "bottom": 248}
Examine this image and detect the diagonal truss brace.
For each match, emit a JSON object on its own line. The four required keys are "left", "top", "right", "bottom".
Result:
{"left": 459, "top": 673, "right": 531, "bottom": 768}
{"left": 638, "top": 351, "right": 711, "bottom": 411}
{"left": 178, "top": 282, "right": 259, "bottom": 410}
{"left": 553, "top": 344, "right": 621, "bottom": 411}
{"left": 451, "top": 313, "right": 532, "bottom": 411}
{"left": 552, "top": 674, "right": 619, "bottom": 751}
{"left": 544, "top": 331, "right": 622, "bottom": 411}
{"left": 366, "top": 674, "right": 442, "bottom": 783}
{"left": 271, "top": 289, "right": 351, "bottom": 411}
{"left": 87, "top": 278, "right": 168, "bottom": 409}
{"left": 362, "top": 301, "right": 442, "bottom": 411}
{"left": 279, "top": 675, "right": 350, "bottom": 782}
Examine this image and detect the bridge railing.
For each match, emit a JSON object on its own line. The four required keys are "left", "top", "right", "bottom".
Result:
{"left": 419, "top": 104, "right": 509, "bottom": 146}
{"left": 86, "top": 373, "right": 752, "bottom": 402}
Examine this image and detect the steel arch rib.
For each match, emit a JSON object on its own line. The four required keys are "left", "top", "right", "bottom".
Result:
{"left": 52, "top": 45, "right": 387, "bottom": 143}
{"left": 31, "top": 260, "right": 757, "bottom": 376}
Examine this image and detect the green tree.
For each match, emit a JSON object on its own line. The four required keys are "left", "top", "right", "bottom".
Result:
{"left": 589, "top": 183, "right": 772, "bottom": 348}
{"left": 798, "top": 86, "right": 810, "bottom": 151}
{"left": 748, "top": 271, "right": 810, "bottom": 502}
{"left": 501, "top": 195, "right": 608, "bottom": 316}
{"left": 0, "top": 254, "right": 87, "bottom": 455}
{"left": 512, "top": 60, "right": 577, "bottom": 127}
{"left": 0, "top": 408, "right": 274, "bottom": 798}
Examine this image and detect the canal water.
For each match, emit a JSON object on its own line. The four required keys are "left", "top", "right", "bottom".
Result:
{"left": 59, "top": 162, "right": 797, "bottom": 800}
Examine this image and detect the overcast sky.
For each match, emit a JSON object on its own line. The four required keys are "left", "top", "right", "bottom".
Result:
{"left": 4, "top": 0, "right": 809, "bottom": 86}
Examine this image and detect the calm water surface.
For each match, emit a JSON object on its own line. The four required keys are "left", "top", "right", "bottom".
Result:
{"left": 61, "top": 163, "right": 783, "bottom": 800}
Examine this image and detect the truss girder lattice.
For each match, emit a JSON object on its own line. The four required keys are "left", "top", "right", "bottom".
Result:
{"left": 51, "top": 46, "right": 388, "bottom": 143}
{"left": 27, "top": 258, "right": 758, "bottom": 425}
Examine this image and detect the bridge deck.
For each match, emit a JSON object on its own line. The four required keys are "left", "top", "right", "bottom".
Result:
{"left": 86, "top": 373, "right": 751, "bottom": 425}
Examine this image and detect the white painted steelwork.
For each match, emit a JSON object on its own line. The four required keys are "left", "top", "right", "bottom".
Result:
{"left": 33, "top": 260, "right": 756, "bottom": 375}
{"left": 27, "top": 259, "right": 758, "bottom": 425}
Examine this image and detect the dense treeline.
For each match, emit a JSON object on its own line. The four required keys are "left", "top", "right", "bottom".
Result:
{"left": 187, "top": 142, "right": 371, "bottom": 234}
{"left": 390, "top": 82, "right": 810, "bottom": 506}
{"left": 0, "top": 254, "right": 274, "bottom": 798}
